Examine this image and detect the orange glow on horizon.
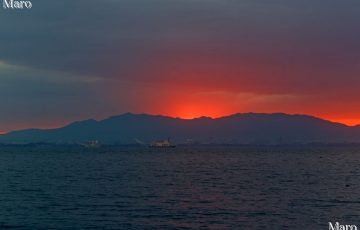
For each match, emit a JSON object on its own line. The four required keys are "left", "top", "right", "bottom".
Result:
{"left": 168, "top": 109, "right": 360, "bottom": 126}
{"left": 171, "top": 105, "right": 225, "bottom": 119}
{"left": 330, "top": 118, "right": 360, "bottom": 126}
{"left": 165, "top": 98, "right": 237, "bottom": 120}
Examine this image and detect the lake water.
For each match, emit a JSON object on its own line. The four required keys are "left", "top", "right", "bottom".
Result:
{"left": 0, "top": 146, "right": 359, "bottom": 229}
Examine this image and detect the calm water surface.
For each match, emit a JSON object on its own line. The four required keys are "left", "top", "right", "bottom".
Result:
{"left": 0, "top": 146, "right": 359, "bottom": 229}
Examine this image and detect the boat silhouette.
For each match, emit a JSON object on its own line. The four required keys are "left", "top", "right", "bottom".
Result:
{"left": 149, "top": 138, "right": 176, "bottom": 148}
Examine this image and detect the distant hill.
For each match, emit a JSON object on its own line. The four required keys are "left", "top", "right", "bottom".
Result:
{"left": 1, "top": 113, "right": 360, "bottom": 144}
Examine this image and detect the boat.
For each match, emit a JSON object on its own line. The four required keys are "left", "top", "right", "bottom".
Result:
{"left": 81, "top": 140, "right": 101, "bottom": 148}
{"left": 149, "top": 138, "right": 176, "bottom": 148}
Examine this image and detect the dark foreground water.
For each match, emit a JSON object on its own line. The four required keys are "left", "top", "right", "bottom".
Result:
{"left": 0, "top": 146, "right": 359, "bottom": 229}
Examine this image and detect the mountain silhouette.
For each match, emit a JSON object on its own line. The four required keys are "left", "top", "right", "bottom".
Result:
{"left": 1, "top": 113, "right": 360, "bottom": 144}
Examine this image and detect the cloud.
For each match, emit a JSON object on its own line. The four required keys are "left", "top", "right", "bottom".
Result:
{"left": 1, "top": 0, "right": 359, "bottom": 82}
{"left": 1, "top": 0, "right": 360, "bottom": 129}
{"left": 0, "top": 61, "right": 110, "bottom": 132}
{"left": 0, "top": 61, "right": 102, "bottom": 83}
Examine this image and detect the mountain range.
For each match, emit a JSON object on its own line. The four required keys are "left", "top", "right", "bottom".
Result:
{"left": 1, "top": 113, "right": 360, "bottom": 145}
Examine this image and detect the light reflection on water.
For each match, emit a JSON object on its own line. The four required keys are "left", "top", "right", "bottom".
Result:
{"left": 0, "top": 146, "right": 359, "bottom": 229}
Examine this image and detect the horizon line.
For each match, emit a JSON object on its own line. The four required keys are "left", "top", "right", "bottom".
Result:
{"left": 1, "top": 111, "right": 358, "bottom": 135}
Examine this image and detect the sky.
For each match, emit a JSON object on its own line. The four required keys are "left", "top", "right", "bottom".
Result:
{"left": 0, "top": 0, "right": 360, "bottom": 132}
